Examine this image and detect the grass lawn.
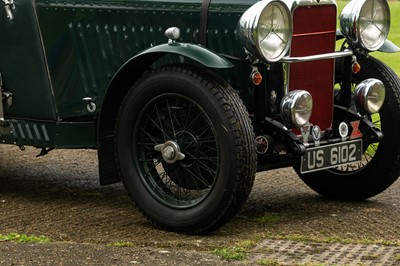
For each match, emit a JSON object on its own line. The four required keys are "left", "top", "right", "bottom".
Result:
{"left": 337, "top": 1, "right": 400, "bottom": 75}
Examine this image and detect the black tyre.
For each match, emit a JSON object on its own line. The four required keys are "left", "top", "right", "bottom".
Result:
{"left": 297, "top": 55, "right": 400, "bottom": 200}
{"left": 115, "top": 65, "right": 256, "bottom": 234}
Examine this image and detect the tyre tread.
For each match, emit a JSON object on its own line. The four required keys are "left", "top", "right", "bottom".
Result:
{"left": 115, "top": 65, "right": 256, "bottom": 234}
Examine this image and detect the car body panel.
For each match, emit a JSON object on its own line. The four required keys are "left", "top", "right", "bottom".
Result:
{"left": 35, "top": 0, "right": 204, "bottom": 118}
{"left": 0, "top": 0, "right": 254, "bottom": 148}
{"left": 0, "top": 0, "right": 57, "bottom": 121}
{"left": 34, "top": 0, "right": 254, "bottom": 118}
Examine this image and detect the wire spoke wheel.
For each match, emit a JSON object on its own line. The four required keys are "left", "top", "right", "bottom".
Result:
{"left": 135, "top": 94, "right": 218, "bottom": 208}
{"left": 116, "top": 66, "right": 256, "bottom": 233}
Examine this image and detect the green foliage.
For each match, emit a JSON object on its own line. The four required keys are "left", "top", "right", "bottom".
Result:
{"left": 212, "top": 239, "right": 257, "bottom": 261}
{"left": 0, "top": 233, "right": 50, "bottom": 243}
{"left": 213, "top": 246, "right": 247, "bottom": 261}
{"left": 237, "top": 240, "right": 257, "bottom": 249}
{"left": 255, "top": 213, "right": 281, "bottom": 224}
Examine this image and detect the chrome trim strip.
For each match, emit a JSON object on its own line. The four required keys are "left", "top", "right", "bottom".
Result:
{"left": 280, "top": 50, "right": 353, "bottom": 63}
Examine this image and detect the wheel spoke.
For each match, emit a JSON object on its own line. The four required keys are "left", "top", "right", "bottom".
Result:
{"left": 184, "top": 112, "right": 205, "bottom": 133}
{"left": 138, "top": 128, "right": 162, "bottom": 147}
{"left": 171, "top": 98, "right": 183, "bottom": 129}
{"left": 136, "top": 94, "right": 219, "bottom": 207}
{"left": 153, "top": 103, "right": 172, "bottom": 142}
{"left": 181, "top": 165, "right": 213, "bottom": 188}
{"left": 165, "top": 98, "right": 177, "bottom": 140}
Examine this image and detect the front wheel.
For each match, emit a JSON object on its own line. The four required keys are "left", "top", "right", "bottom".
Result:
{"left": 115, "top": 66, "right": 256, "bottom": 234}
{"left": 297, "top": 55, "right": 400, "bottom": 200}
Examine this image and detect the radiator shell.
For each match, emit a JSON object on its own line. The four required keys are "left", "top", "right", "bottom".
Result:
{"left": 288, "top": 5, "right": 337, "bottom": 130}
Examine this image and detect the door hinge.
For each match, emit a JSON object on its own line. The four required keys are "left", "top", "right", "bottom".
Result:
{"left": 2, "top": 0, "right": 15, "bottom": 20}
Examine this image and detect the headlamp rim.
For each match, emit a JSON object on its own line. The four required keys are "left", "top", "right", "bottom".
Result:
{"left": 237, "top": 0, "right": 293, "bottom": 62}
{"left": 340, "top": 0, "right": 390, "bottom": 52}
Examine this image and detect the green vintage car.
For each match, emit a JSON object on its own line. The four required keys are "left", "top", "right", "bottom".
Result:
{"left": 1, "top": 0, "right": 399, "bottom": 233}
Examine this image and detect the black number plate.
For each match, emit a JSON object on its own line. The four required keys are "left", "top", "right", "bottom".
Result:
{"left": 301, "top": 139, "right": 363, "bottom": 174}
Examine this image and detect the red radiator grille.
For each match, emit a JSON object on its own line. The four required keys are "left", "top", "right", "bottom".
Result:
{"left": 288, "top": 5, "right": 337, "bottom": 130}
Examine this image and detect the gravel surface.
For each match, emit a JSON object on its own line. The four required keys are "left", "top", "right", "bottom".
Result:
{"left": 0, "top": 145, "right": 399, "bottom": 265}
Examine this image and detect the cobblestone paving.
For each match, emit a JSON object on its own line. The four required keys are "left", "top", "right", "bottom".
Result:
{"left": 250, "top": 239, "right": 400, "bottom": 265}
{"left": 0, "top": 145, "right": 399, "bottom": 265}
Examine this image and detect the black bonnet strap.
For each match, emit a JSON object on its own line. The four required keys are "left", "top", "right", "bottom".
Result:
{"left": 199, "top": 0, "right": 211, "bottom": 46}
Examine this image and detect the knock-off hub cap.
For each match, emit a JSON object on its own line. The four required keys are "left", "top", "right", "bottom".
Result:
{"left": 154, "top": 140, "right": 185, "bottom": 164}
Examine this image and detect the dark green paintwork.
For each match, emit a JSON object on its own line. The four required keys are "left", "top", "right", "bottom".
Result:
{"left": 136, "top": 43, "right": 234, "bottom": 68}
{"left": 0, "top": 0, "right": 256, "bottom": 148}
{"left": 34, "top": 0, "right": 254, "bottom": 119}
{"left": 0, "top": 0, "right": 57, "bottom": 121}
{"left": 36, "top": 0, "right": 203, "bottom": 119}
{"left": 1, "top": 120, "right": 96, "bottom": 148}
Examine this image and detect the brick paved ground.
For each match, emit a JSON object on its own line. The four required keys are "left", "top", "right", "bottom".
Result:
{"left": 0, "top": 146, "right": 399, "bottom": 265}
{"left": 251, "top": 239, "right": 400, "bottom": 265}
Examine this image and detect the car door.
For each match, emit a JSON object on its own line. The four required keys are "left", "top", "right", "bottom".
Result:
{"left": 0, "top": 0, "right": 57, "bottom": 121}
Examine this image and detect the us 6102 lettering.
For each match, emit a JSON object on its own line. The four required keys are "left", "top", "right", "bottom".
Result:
{"left": 301, "top": 139, "right": 363, "bottom": 173}
{"left": 330, "top": 144, "right": 358, "bottom": 165}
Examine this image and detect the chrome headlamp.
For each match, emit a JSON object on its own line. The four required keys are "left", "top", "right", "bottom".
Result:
{"left": 280, "top": 90, "right": 313, "bottom": 128}
{"left": 354, "top": 78, "right": 385, "bottom": 114}
{"left": 237, "top": 0, "right": 292, "bottom": 62}
{"left": 340, "top": 0, "right": 390, "bottom": 51}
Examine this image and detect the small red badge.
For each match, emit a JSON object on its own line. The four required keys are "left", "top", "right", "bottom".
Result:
{"left": 350, "top": 121, "right": 362, "bottom": 139}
